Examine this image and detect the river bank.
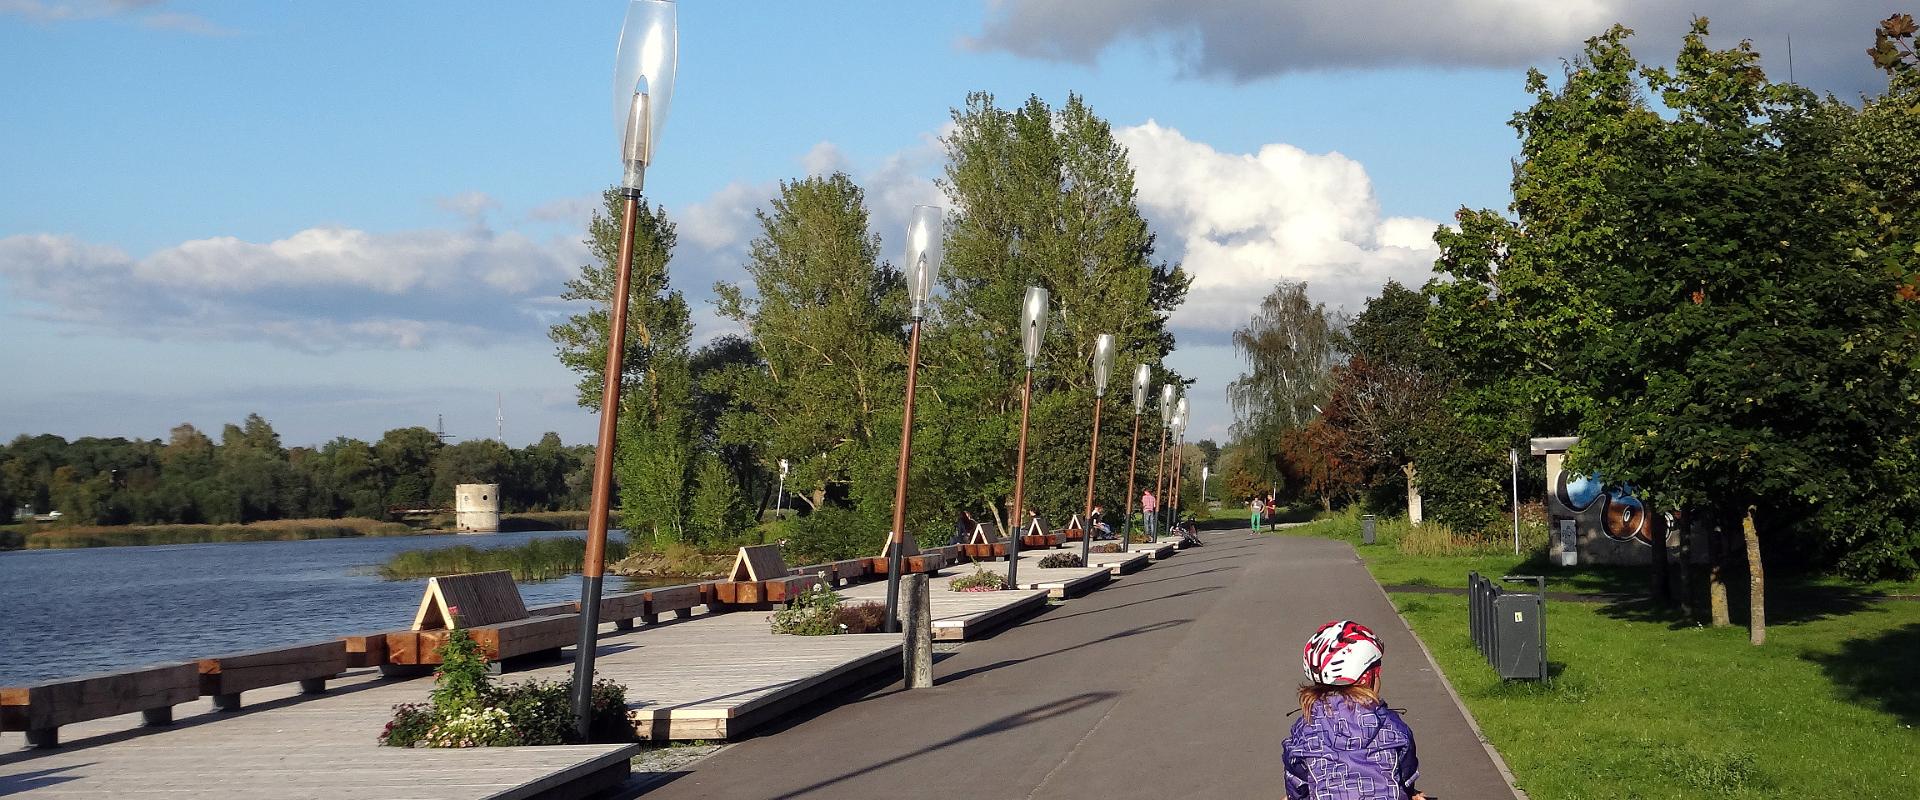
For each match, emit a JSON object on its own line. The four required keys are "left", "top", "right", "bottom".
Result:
{"left": 0, "top": 511, "right": 597, "bottom": 551}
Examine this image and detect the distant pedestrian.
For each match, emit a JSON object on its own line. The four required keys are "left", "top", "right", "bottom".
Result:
{"left": 1250, "top": 494, "right": 1265, "bottom": 535}
{"left": 952, "top": 510, "right": 976, "bottom": 546}
{"left": 1140, "top": 490, "right": 1158, "bottom": 540}
{"left": 1266, "top": 493, "right": 1279, "bottom": 531}
{"left": 1284, "top": 620, "right": 1424, "bottom": 800}
{"left": 1090, "top": 504, "right": 1112, "bottom": 539}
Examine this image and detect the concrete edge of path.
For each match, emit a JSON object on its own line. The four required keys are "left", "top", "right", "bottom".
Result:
{"left": 1358, "top": 545, "right": 1530, "bottom": 800}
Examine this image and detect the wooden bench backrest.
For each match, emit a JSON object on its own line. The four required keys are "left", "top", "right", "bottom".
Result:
{"left": 968, "top": 523, "right": 1006, "bottom": 545}
{"left": 878, "top": 534, "right": 921, "bottom": 558}
{"left": 729, "top": 544, "right": 789, "bottom": 582}
{"left": 412, "top": 571, "right": 528, "bottom": 631}
{"left": 1027, "top": 515, "right": 1052, "bottom": 537}
{"left": 1064, "top": 513, "right": 1085, "bottom": 530}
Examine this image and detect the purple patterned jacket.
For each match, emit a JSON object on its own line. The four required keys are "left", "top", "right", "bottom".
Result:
{"left": 1283, "top": 695, "right": 1420, "bottom": 800}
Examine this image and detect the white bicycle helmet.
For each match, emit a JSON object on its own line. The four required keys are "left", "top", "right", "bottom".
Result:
{"left": 1302, "top": 619, "right": 1384, "bottom": 686}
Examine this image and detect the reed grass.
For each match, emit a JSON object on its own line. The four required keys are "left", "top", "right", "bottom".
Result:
{"left": 379, "top": 537, "right": 629, "bottom": 582}
{"left": 12, "top": 517, "right": 414, "bottom": 550}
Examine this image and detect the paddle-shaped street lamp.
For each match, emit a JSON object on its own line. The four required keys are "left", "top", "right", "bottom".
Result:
{"left": 1170, "top": 397, "right": 1189, "bottom": 527}
{"left": 1008, "top": 286, "right": 1049, "bottom": 588}
{"left": 1121, "top": 364, "right": 1150, "bottom": 545}
{"left": 575, "top": 0, "right": 676, "bottom": 742}
{"left": 884, "top": 205, "right": 941, "bottom": 632}
{"left": 1081, "top": 334, "right": 1115, "bottom": 564}
{"left": 1152, "top": 383, "right": 1175, "bottom": 539}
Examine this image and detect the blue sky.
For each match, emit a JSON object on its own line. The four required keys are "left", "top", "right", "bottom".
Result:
{"left": 0, "top": 0, "right": 1897, "bottom": 448}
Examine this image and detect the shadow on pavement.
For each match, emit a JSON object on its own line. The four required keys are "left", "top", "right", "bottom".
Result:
{"left": 937, "top": 619, "right": 1192, "bottom": 685}
{"left": 762, "top": 692, "right": 1119, "bottom": 800}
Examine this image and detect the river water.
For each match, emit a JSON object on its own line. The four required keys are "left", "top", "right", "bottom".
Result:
{"left": 0, "top": 530, "right": 657, "bottom": 685}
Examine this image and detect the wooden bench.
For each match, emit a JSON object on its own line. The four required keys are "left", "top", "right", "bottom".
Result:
{"left": 1, "top": 662, "right": 198, "bottom": 748}
{"left": 711, "top": 546, "right": 819, "bottom": 609}
{"left": 868, "top": 536, "right": 947, "bottom": 575}
{"left": 1020, "top": 516, "right": 1061, "bottom": 549}
{"left": 197, "top": 640, "right": 347, "bottom": 712}
{"left": 643, "top": 583, "right": 709, "bottom": 624}
{"left": 1062, "top": 512, "right": 1087, "bottom": 542}
{"left": 341, "top": 632, "right": 393, "bottom": 668}
{"left": 959, "top": 522, "right": 1009, "bottom": 560}
{"left": 383, "top": 571, "right": 579, "bottom": 671}
{"left": 792, "top": 558, "right": 869, "bottom": 588}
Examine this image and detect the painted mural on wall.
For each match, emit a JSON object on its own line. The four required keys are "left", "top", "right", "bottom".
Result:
{"left": 1553, "top": 472, "right": 1654, "bottom": 545}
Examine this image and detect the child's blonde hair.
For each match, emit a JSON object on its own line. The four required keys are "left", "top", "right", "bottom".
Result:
{"left": 1297, "top": 682, "right": 1381, "bottom": 722}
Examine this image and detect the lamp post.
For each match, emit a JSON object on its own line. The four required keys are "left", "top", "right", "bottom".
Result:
{"left": 1169, "top": 397, "right": 1188, "bottom": 526}
{"left": 1201, "top": 464, "right": 1209, "bottom": 507}
{"left": 1121, "top": 364, "right": 1149, "bottom": 545}
{"left": 1081, "top": 334, "right": 1115, "bottom": 565}
{"left": 884, "top": 205, "right": 941, "bottom": 632}
{"left": 775, "top": 458, "right": 788, "bottom": 519}
{"left": 1008, "top": 286, "right": 1048, "bottom": 589}
{"left": 575, "top": 0, "right": 676, "bottom": 743}
{"left": 1152, "top": 384, "right": 1175, "bottom": 538}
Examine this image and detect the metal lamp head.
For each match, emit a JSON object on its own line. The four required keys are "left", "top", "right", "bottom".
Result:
{"left": 1159, "top": 384, "right": 1176, "bottom": 426}
{"left": 904, "top": 205, "right": 941, "bottom": 320}
{"left": 1131, "top": 364, "right": 1150, "bottom": 414}
{"left": 1174, "top": 397, "right": 1189, "bottom": 436}
{"left": 1091, "top": 334, "right": 1115, "bottom": 397}
{"left": 1021, "top": 286, "right": 1049, "bottom": 369}
{"left": 613, "top": 0, "right": 677, "bottom": 193}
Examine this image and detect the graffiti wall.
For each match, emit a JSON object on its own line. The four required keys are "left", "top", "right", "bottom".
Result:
{"left": 1532, "top": 437, "right": 1699, "bottom": 566}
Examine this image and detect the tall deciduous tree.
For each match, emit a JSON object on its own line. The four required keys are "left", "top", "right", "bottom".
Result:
{"left": 927, "top": 91, "right": 1188, "bottom": 531}
{"left": 1229, "top": 281, "right": 1344, "bottom": 504}
{"left": 550, "top": 189, "right": 696, "bottom": 543}
{"left": 714, "top": 173, "right": 905, "bottom": 524}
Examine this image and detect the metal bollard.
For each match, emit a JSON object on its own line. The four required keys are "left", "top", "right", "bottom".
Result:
{"left": 1362, "top": 514, "right": 1376, "bottom": 545}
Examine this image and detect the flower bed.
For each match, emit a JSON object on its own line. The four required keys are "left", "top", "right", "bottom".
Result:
{"left": 950, "top": 568, "right": 1009, "bottom": 592}
{"left": 379, "top": 630, "right": 630, "bottom": 748}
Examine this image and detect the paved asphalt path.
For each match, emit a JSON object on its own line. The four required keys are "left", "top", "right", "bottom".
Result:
{"left": 632, "top": 531, "right": 1517, "bottom": 799}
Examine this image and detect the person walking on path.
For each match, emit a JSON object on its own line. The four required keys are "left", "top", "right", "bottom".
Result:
{"left": 1140, "top": 489, "right": 1158, "bottom": 540}
{"left": 1266, "top": 492, "right": 1279, "bottom": 531}
{"left": 1250, "top": 494, "right": 1266, "bottom": 536}
{"left": 1285, "top": 620, "right": 1425, "bottom": 800}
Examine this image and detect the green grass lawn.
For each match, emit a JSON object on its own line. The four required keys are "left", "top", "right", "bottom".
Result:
{"left": 1279, "top": 511, "right": 1920, "bottom": 798}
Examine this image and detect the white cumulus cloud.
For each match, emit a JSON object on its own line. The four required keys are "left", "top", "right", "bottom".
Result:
{"left": 0, "top": 214, "right": 583, "bottom": 351}
{"left": 1117, "top": 121, "right": 1440, "bottom": 332}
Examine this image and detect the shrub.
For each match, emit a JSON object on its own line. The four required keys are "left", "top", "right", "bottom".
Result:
{"left": 380, "top": 537, "right": 630, "bottom": 581}
{"left": 770, "top": 582, "right": 848, "bottom": 635}
{"left": 379, "top": 629, "right": 633, "bottom": 747}
{"left": 1091, "top": 543, "right": 1123, "bottom": 554}
{"left": 836, "top": 602, "right": 887, "bottom": 634}
{"left": 950, "top": 568, "right": 1009, "bottom": 592}
{"left": 379, "top": 703, "right": 434, "bottom": 747}
{"left": 784, "top": 506, "right": 884, "bottom": 564}
{"left": 1038, "top": 552, "right": 1083, "bottom": 568}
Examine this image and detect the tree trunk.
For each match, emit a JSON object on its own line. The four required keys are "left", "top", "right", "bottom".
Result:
{"left": 1743, "top": 507, "right": 1766, "bottom": 646}
{"left": 1674, "top": 511, "right": 1694, "bottom": 620}
{"left": 1403, "top": 463, "right": 1423, "bottom": 527}
{"left": 1650, "top": 510, "right": 1671, "bottom": 605}
{"left": 1708, "top": 511, "right": 1731, "bottom": 627}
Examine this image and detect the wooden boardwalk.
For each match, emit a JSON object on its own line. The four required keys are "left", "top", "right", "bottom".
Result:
{"left": 0, "top": 667, "right": 637, "bottom": 799}
{"left": 837, "top": 572, "right": 1050, "bottom": 641}
{"left": 1, "top": 537, "right": 1194, "bottom": 797}
{"left": 0, "top": 611, "right": 901, "bottom": 794}
{"left": 510, "top": 612, "right": 899, "bottom": 741}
